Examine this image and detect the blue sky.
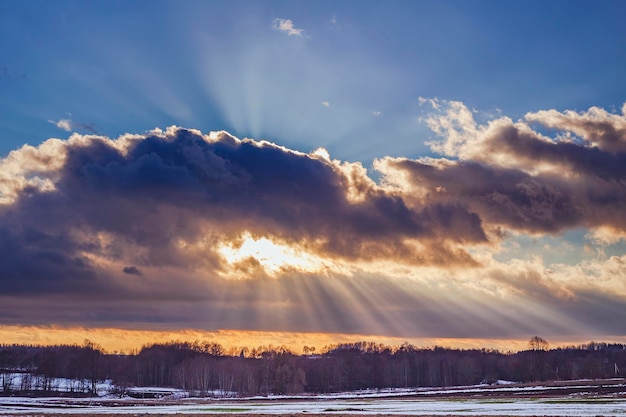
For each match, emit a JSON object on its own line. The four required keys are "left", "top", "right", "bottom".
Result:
{"left": 1, "top": 0, "right": 626, "bottom": 351}
{"left": 2, "top": 1, "right": 624, "bottom": 161}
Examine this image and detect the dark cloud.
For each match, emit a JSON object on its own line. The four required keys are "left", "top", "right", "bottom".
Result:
{"left": 0, "top": 222, "right": 101, "bottom": 295}
{"left": 483, "top": 122, "right": 626, "bottom": 182}
{"left": 123, "top": 266, "right": 143, "bottom": 276}
{"left": 0, "top": 128, "right": 486, "bottom": 300}
{"left": 387, "top": 110, "right": 626, "bottom": 235}
{"left": 1, "top": 117, "right": 625, "bottom": 340}
{"left": 25, "top": 130, "right": 484, "bottom": 257}
{"left": 389, "top": 159, "right": 588, "bottom": 233}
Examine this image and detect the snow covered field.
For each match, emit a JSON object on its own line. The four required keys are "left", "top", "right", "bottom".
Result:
{"left": 0, "top": 381, "right": 625, "bottom": 416}
{"left": 0, "top": 395, "right": 625, "bottom": 416}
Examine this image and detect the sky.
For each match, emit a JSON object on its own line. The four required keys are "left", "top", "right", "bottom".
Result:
{"left": 1, "top": 0, "right": 626, "bottom": 353}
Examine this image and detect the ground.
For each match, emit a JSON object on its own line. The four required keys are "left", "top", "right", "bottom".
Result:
{"left": 1, "top": 379, "right": 625, "bottom": 416}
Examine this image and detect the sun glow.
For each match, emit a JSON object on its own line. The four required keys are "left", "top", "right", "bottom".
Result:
{"left": 218, "top": 232, "right": 325, "bottom": 276}
{"left": 0, "top": 325, "right": 572, "bottom": 354}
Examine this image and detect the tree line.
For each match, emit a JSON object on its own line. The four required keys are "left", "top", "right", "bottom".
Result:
{"left": 0, "top": 338, "right": 624, "bottom": 396}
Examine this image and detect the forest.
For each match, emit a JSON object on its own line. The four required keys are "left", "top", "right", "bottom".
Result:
{"left": 0, "top": 338, "right": 624, "bottom": 397}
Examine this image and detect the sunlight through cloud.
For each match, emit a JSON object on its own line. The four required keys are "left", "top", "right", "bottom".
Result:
{"left": 217, "top": 232, "right": 326, "bottom": 277}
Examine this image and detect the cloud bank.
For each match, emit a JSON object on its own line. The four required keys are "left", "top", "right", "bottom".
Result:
{"left": 2, "top": 101, "right": 626, "bottom": 342}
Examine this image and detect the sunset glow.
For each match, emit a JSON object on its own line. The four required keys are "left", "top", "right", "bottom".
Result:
{"left": 0, "top": 325, "right": 593, "bottom": 355}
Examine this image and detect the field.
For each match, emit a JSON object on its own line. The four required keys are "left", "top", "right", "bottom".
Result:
{"left": 1, "top": 379, "right": 625, "bottom": 416}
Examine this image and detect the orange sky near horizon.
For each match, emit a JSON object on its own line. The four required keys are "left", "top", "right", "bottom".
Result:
{"left": 1, "top": 325, "right": 620, "bottom": 355}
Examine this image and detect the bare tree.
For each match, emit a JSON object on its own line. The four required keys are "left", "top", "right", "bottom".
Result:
{"left": 528, "top": 336, "right": 549, "bottom": 351}
{"left": 528, "top": 336, "right": 549, "bottom": 381}
{"left": 83, "top": 340, "right": 103, "bottom": 395}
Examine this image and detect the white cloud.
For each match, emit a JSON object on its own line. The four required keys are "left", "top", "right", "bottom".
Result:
{"left": 585, "top": 226, "right": 626, "bottom": 246}
{"left": 372, "top": 111, "right": 382, "bottom": 116}
{"left": 321, "top": 101, "right": 331, "bottom": 108}
{"left": 49, "top": 118, "right": 73, "bottom": 132}
{"left": 273, "top": 18, "right": 305, "bottom": 37}
{"left": 524, "top": 104, "right": 626, "bottom": 152}
{"left": 48, "top": 116, "right": 98, "bottom": 134}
